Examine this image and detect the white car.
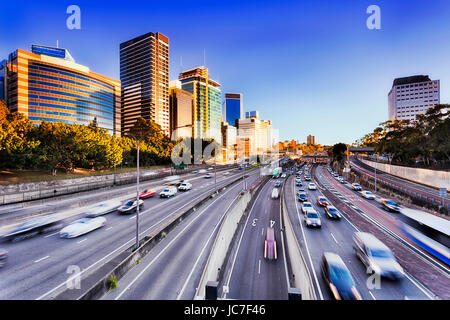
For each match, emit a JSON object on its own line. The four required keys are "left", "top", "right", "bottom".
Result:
{"left": 85, "top": 200, "right": 121, "bottom": 217}
{"left": 223, "top": 171, "right": 230, "bottom": 176}
{"left": 308, "top": 183, "right": 317, "bottom": 190}
{"left": 198, "top": 169, "right": 207, "bottom": 174}
{"left": 271, "top": 188, "right": 279, "bottom": 199}
{"left": 305, "top": 210, "right": 321, "bottom": 228}
{"left": 301, "top": 202, "right": 314, "bottom": 214}
{"left": 281, "top": 173, "right": 287, "bottom": 178}
{"left": 60, "top": 217, "right": 106, "bottom": 238}
{"left": 160, "top": 187, "right": 177, "bottom": 198}
{"left": 361, "top": 190, "right": 375, "bottom": 200}
{"left": 178, "top": 182, "right": 192, "bottom": 191}
{"left": 204, "top": 173, "right": 213, "bottom": 179}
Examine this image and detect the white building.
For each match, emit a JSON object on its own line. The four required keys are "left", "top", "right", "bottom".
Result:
{"left": 237, "top": 112, "right": 274, "bottom": 156}
{"left": 388, "top": 75, "right": 440, "bottom": 122}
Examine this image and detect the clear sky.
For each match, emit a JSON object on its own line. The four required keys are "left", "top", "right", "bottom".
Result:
{"left": 1, "top": 0, "right": 449, "bottom": 145}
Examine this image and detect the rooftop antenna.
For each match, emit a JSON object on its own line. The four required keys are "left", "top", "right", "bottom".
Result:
{"left": 56, "top": 40, "right": 59, "bottom": 48}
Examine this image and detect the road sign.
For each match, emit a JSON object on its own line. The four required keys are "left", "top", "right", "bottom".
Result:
{"left": 173, "top": 163, "right": 185, "bottom": 170}
{"left": 439, "top": 188, "right": 447, "bottom": 197}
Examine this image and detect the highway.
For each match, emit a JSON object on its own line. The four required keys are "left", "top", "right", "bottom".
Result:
{"left": 218, "top": 177, "right": 291, "bottom": 300}
{"left": 0, "top": 166, "right": 252, "bottom": 300}
{"left": 102, "top": 171, "right": 261, "bottom": 300}
{"left": 307, "top": 165, "right": 449, "bottom": 299}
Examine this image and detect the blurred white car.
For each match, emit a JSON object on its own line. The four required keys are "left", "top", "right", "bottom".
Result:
{"left": 60, "top": 217, "right": 106, "bottom": 238}
{"left": 361, "top": 191, "right": 375, "bottom": 200}
{"left": 271, "top": 188, "right": 279, "bottom": 199}
{"left": 308, "top": 183, "right": 317, "bottom": 190}
{"left": 301, "top": 202, "right": 314, "bottom": 214}
{"left": 178, "top": 182, "right": 192, "bottom": 191}
{"left": 160, "top": 187, "right": 177, "bottom": 197}
{"left": 85, "top": 200, "right": 121, "bottom": 217}
{"left": 281, "top": 173, "right": 287, "bottom": 178}
{"left": 305, "top": 210, "right": 321, "bottom": 228}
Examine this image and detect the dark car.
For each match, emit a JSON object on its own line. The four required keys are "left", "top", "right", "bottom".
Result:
{"left": 321, "top": 252, "right": 362, "bottom": 300}
{"left": 117, "top": 199, "right": 144, "bottom": 214}
{"left": 264, "top": 227, "right": 277, "bottom": 260}
{"left": 381, "top": 199, "right": 401, "bottom": 213}
{"left": 0, "top": 248, "right": 8, "bottom": 267}
{"left": 274, "top": 181, "right": 282, "bottom": 188}
{"left": 325, "top": 206, "right": 341, "bottom": 219}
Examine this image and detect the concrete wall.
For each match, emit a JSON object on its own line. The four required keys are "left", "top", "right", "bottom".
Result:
{"left": 360, "top": 159, "right": 450, "bottom": 191}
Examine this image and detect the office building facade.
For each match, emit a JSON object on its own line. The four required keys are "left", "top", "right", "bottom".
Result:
{"left": 120, "top": 32, "right": 170, "bottom": 135}
{"left": 169, "top": 80, "right": 193, "bottom": 140}
{"left": 388, "top": 75, "right": 440, "bottom": 121}
{"left": 179, "top": 66, "right": 222, "bottom": 144}
{"left": 238, "top": 112, "right": 273, "bottom": 155}
{"left": 224, "top": 93, "right": 243, "bottom": 127}
{"left": 3, "top": 45, "right": 121, "bottom": 135}
{"left": 307, "top": 134, "right": 316, "bottom": 145}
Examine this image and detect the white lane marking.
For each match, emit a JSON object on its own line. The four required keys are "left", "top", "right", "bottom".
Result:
{"left": 77, "top": 239, "right": 87, "bottom": 244}
{"left": 106, "top": 227, "right": 113, "bottom": 231}
{"left": 258, "top": 259, "right": 261, "bottom": 274}
{"left": 34, "top": 256, "right": 50, "bottom": 263}
{"left": 369, "top": 291, "right": 376, "bottom": 300}
{"left": 279, "top": 190, "right": 291, "bottom": 290}
{"left": 44, "top": 231, "right": 59, "bottom": 238}
{"left": 330, "top": 233, "right": 338, "bottom": 244}
{"left": 115, "top": 180, "right": 243, "bottom": 300}
{"left": 222, "top": 180, "right": 267, "bottom": 299}
{"left": 293, "top": 178, "right": 324, "bottom": 300}
{"left": 176, "top": 190, "right": 240, "bottom": 300}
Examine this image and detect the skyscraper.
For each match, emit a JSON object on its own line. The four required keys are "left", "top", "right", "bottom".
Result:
{"left": 120, "top": 32, "right": 170, "bottom": 135}
{"left": 179, "top": 66, "right": 222, "bottom": 144}
{"left": 169, "top": 80, "right": 193, "bottom": 140}
{"left": 388, "top": 75, "right": 440, "bottom": 122}
{"left": 3, "top": 45, "right": 121, "bottom": 135}
{"left": 238, "top": 112, "right": 273, "bottom": 155}
{"left": 307, "top": 134, "right": 316, "bottom": 145}
{"left": 224, "top": 93, "right": 243, "bottom": 127}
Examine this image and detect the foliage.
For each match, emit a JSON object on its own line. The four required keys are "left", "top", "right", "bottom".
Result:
{"left": 328, "top": 143, "right": 347, "bottom": 163}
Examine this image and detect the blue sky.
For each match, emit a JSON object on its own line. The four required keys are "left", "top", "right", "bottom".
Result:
{"left": 1, "top": 0, "right": 449, "bottom": 145}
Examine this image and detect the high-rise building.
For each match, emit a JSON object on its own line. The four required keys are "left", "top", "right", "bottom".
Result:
{"left": 221, "top": 121, "right": 237, "bottom": 161}
{"left": 3, "top": 45, "right": 121, "bottom": 135}
{"left": 179, "top": 66, "right": 222, "bottom": 144}
{"left": 307, "top": 134, "right": 316, "bottom": 145}
{"left": 224, "top": 93, "right": 243, "bottom": 127}
{"left": 120, "top": 32, "right": 169, "bottom": 135}
{"left": 245, "top": 110, "right": 259, "bottom": 119}
{"left": 388, "top": 75, "right": 440, "bottom": 121}
{"left": 169, "top": 80, "right": 193, "bottom": 140}
{"left": 238, "top": 111, "right": 273, "bottom": 155}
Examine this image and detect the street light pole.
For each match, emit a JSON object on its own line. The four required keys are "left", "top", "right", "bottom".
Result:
{"left": 374, "top": 152, "right": 378, "bottom": 193}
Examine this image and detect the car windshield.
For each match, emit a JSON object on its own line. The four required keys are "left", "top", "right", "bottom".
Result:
{"left": 369, "top": 248, "right": 393, "bottom": 259}
{"left": 125, "top": 201, "right": 133, "bottom": 206}
{"left": 386, "top": 200, "right": 398, "bottom": 206}
{"left": 304, "top": 203, "right": 312, "bottom": 207}
{"left": 163, "top": 189, "right": 169, "bottom": 192}
{"left": 143, "top": 189, "right": 150, "bottom": 193}
{"left": 329, "top": 265, "right": 355, "bottom": 287}
{"left": 354, "top": 184, "right": 360, "bottom": 187}
{"left": 308, "top": 212, "right": 319, "bottom": 219}
{"left": 365, "top": 191, "right": 373, "bottom": 195}
{"left": 329, "top": 208, "right": 337, "bottom": 213}
{"left": 319, "top": 198, "right": 326, "bottom": 202}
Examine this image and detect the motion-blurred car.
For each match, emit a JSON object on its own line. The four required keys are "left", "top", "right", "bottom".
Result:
{"left": 317, "top": 196, "right": 329, "bottom": 207}
{"left": 160, "top": 187, "right": 177, "bottom": 198}
{"left": 271, "top": 188, "right": 279, "bottom": 199}
{"left": 204, "top": 173, "right": 213, "bottom": 179}
{"left": 0, "top": 216, "right": 63, "bottom": 242}
{"left": 118, "top": 199, "right": 144, "bottom": 214}
{"left": 301, "top": 202, "right": 313, "bottom": 214}
{"left": 297, "top": 192, "right": 307, "bottom": 202}
{"left": 139, "top": 189, "right": 156, "bottom": 199}
{"left": 207, "top": 167, "right": 214, "bottom": 171}
{"left": 59, "top": 217, "right": 106, "bottom": 238}
{"left": 304, "top": 176, "right": 311, "bottom": 181}
{"left": 305, "top": 210, "right": 321, "bottom": 228}
{"left": 198, "top": 169, "right": 207, "bottom": 174}
{"left": 351, "top": 183, "right": 362, "bottom": 191}
{"left": 178, "top": 182, "right": 192, "bottom": 191}
{"left": 264, "top": 227, "right": 277, "bottom": 260}
{"left": 308, "top": 183, "right": 317, "bottom": 190}
{"left": 85, "top": 200, "right": 121, "bottom": 217}
{"left": 274, "top": 181, "right": 282, "bottom": 188}
{"left": 381, "top": 199, "right": 401, "bottom": 212}
{"left": 281, "top": 173, "right": 287, "bottom": 178}
{"left": 0, "top": 248, "right": 8, "bottom": 267}
{"left": 353, "top": 232, "right": 404, "bottom": 280}
{"left": 223, "top": 171, "right": 230, "bottom": 176}
{"left": 325, "top": 205, "right": 341, "bottom": 219}
{"left": 321, "top": 252, "right": 362, "bottom": 300}
{"left": 361, "top": 190, "right": 376, "bottom": 200}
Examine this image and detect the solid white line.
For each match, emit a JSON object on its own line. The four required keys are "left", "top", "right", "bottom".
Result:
{"left": 106, "top": 227, "right": 113, "bottom": 231}
{"left": 77, "top": 239, "right": 87, "bottom": 244}
{"left": 330, "top": 232, "right": 338, "bottom": 244}
{"left": 258, "top": 259, "right": 261, "bottom": 274}
{"left": 369, "top": 291, "right": 376, "bottom": 300}
{"left": 34, "top": 255, "right": 50, "bottom": 263}
{"left": 44, "top": 231, "right": 59, "bottom": 238}
{"left": 279, "top": 192, "right": 291, "bottom": 290}
{"left": 293, "top": 178, "right": 324, "bottom": 300}
{"left": 115, "top": 181, "right": 243, "bottom": 300}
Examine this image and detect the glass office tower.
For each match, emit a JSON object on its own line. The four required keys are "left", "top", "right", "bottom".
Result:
{"left": 225, "top": 93, "right": 243, "bottom": 127}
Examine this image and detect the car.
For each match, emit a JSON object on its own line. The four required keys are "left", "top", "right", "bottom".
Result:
{"left": 361, "top": 190, "right": 375, "bottom": 200}
{"left": 305, "top": 210, "right": 321, "bottom": 228}
{"left": 198, "top": 169, "right": 207, "bottom": 174}
{"left": 139, "top": 189, "right": 156, "bottom": 199}
{"left": 351, "top": 183, "right": 362, "bottom": 191}
{"left": 204, "top": 173, "right": 213, "bottom": 179}
{"left": 178, "top": 182, "right": 192, "bottom": 191}
{"left": 0, "top": 216, "right": 63, "bottom": 242}
{"left": 308, "top": 183, "right": 317, "bottom": 190}
{"left": 271, "top": 188, "right": 279, "bottom": 199}
{"left": 317, "top": 196, "right": 329, "bottom": 207}
{"left": 297, "top": 192, "right": 307, "bottom": 202}
{"left": 264, "top": 227, "right": 277, "bottom": 260}
{"left": 59, "top": 217, "right": 106, "bottom": 238}
{"left": 118, "top": 199, "right": 144, "bottom": 214}
{"left": 325, "top": 205, "right": 341, "bottom": 219}
{"left": 160, "top": 187, "right": 177, "bottom": 198}
{"left": 0, "top": 248, "right": 8, "bottom": 267}
{"left": 274, "top": 181, "right": 282, "bottom": 188}
{"left": 353, "top": 232, "right": 404, "bottom": 280}
{"left": 192, "top": 170, "right": 199, "bottom": 174}
{"left": 340, "top": 179, "right": 347, "bottom": 184}
{"left": 321, "top": 252, "right": 362, "bottom": 300}
{"left": 381, "top": 199, "right": 401, "bottom": 212}
{"left": 304, "top": 176, "right": 311, "bottom": 181}
{"left": 301, "top": 202, "right": 313, "bottom": 214}
{"left": 223, "top": 171, "right": 230, "bottom": 176}
{"left": 281, "top": 173, "right": 287, "bottom": 178}
{"left": 296, "top": 180, "right": 303, "bottom": 187}
{"left": 174, "top": 180, "right": 186, "bottom": 187}
{"left": 85, "top": 200, "right": 122, "bottom": 217}
{"left": 207, "top": 167, "right": 214, "bottom": 171}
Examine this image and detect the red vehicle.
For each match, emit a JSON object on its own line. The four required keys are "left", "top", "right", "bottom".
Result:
{"left": 317, "top": 196, "right": 329, "bottom": 207}
{"left": 139, "top": 189, "right": 156, "bottom": 199}
{"left": 264, "top": 227, "right": 277, "bottom": 260}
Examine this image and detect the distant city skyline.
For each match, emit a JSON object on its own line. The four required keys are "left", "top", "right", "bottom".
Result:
{"left": 1, "top": 0, "right": 450, "bottom": 144}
